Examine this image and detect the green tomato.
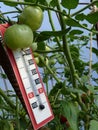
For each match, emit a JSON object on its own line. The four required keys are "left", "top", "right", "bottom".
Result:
{"left": 4, "top": 24, "right": 33, "bottom": 50}
{"left": 49, "top": 59, "right": 56, "bottom": 65}
{"left": 18, "top": 6, "right": 43, "bottom": 31}
{"left": 4, "top": 0, "right": 18, "bottom": 6}
{"left": 31, "top": 42, "right": 37, "bottom": 51}
{"left": 34, "top": 57, "right": 39, "bottom": 65}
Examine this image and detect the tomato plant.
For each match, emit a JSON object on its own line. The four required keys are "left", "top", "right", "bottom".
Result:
{"left": 4, "top": 24, "right": 33, "bottom": 50}
{"left": 0, "top": 0, "right": 98, "bottom": 130}
{"left": 18, "top": 6, "right": 43, "bottom": 31}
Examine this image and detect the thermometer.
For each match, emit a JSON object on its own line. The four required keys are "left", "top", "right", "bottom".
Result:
{"left": 0, "top": 24, "right": 54, "bottom": 130}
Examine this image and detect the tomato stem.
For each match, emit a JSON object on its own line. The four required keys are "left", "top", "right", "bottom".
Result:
{"left": 56, "top": 0, "right": 77, "bottom": 88}
{"left": 71, "top": 0, "right": 98, "bottom": 17}
{"left": 0, "top": 88, "right": 16, "bottom": 110}
{"left": 47, "top": 10, "right": 62, "bottom": 48}
{"left": 34, "top": 52, "right": 61, "bottom": 83}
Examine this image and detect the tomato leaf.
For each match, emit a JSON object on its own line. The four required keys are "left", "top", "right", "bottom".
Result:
{"left": 49, "top": 82, "right": 63, "bottom": 96}
{"left": 75, "top": 13, "right": 86, "bottom": 21}
{"left": 92, "top": 47, "right": 98, "bottom": 56}
{"left": 35, "top": 27, "right": 71, "bottom": 42}
{"left": 61, "top": 0, "right": 79, "bottom": 9}
{"left": 50, "top": 0, "right": 58, "bottom": 7}
{"left": 37, "top": 42, "right": 45, "bottom": 50}
{"left": 24, "top": 0, "right": 35, "bottom": 2}
{"left": 69, "top": 29, "right": 83, "bottom": 35}
{"left": 89, "top": 120, "right": 98, "bottom": 130}
{"left": 61, "top": 101, "right": 79, "bottom": 130}
{"left": 92, "top": 62, "right": 98, "bottom": 73}
{"left": 86, "top": 11, "right": 98, "bottom": 24}
{"left": 40, "top": 27, "right": 71, "bottom": 36}
{"left": 65, "top": 18, "right": 82, "bottom": 27}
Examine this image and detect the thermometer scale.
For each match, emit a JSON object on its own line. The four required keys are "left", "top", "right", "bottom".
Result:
{"left": 0, "top": 24, "right": 54, "bottom": 130}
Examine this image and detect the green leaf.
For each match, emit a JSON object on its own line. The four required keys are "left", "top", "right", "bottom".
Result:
{"left": 70, "top": 45, "right": 79, "bottom": 59}
{"left": 61, "top": 87, "right": 85, "bottom": 96}
{"left": 40, "top": 27, "right": 71, "bottom": 36}
{"left": 19, "top": 117, "right": 28, "bottom": 130}
{"left": 75, "top": 13, "right": 86, "bottom": 21}
{"left": 24, "top": 0, "right": 35, "bottom": 2}
{"left": 35, "top": 27, "right": 71, "bottom": 42}
{"left": 61, "top": 0, "right": 79, "bottom": 9}
{"left": 89, "top": 120, "right": 98, "bottom": 130}
{"left": 46, "top": 0, "right": 52, "bottom": 4}
{"left": 0, "top": 73, "right": 7, "bottom": 79}
{"left": 65, "top": 18, "right": 82, "bottom": 27}
{"left": 37, "top": 42, "right": 45, "bottom": 50}
{"left": 86, "top": 85, "right": 95, "bottom": 93}
{"left": 92, "top": 63, "right": 98, "bottom": 73}
{"left": 92, "top": 47, "right": 98, "bottom": 56}
{"left": 3, "top": 0, "right": 18, "bottom": 6}
{"left": 86, "top": 12, "right": 98, "bottom": 24}
{"left": 50, "top": 0, "right": 58, "bottom": 7}
{"left": 61, "top": 101, "right": 79, "bottom": 130}
{"left": 0, "top": 120, "right": 12, "bottom": 130}
{"left": 49, "top": 82, "right": 63, "bottom": 96}
{"left": 69, "top": 30, "right": 83, "bottom": 35}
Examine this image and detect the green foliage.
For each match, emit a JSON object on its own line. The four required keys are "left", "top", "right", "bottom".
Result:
{"left": 89, "top": 120, "right": 98, "bottom": 130}
{"left": 0, "top": 0, "right": 98, "bottom": 130}
{"left": 86, "top": 11, "right": 98, "bottom": 24}
{"left": 61, "top": 0, "right": 79, "bottom": 9}
{"left": 61, "top": 101, "right": 79, "bottom": 130}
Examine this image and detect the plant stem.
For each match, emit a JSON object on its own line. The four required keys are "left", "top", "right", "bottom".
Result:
{"left": 0, "top": 88, "right": 16, "bottom": 110}
{"left": 56, "top": 0, "right": 77, "bottom": 88}
{"left": 34, "top": 52, "right": 60, "bottom": 83}
{"left": 36, "top": 48, "right": 62, "bottom": 53}
{"left": 53, "top": 88, "right": 61, "bottom": 106}
{"left": 89, "top": 30, "right": 93, "bottom": 85}
{"left": 0, "top": 67, "right": 8, "bottom": 95}
{"left": 1, "top": 11, "right": 19, "bottom": 15}
{"left": 71, "top": 0, "right": 98, "bottom": 17}
{"left": 0, "top": 0, "right": 67, "bottom": 16}
{"left": 16, "top": 96, "right": 20, "bottom": 130}
{"left": 47, "top": 10, "right": 62, "bottom": 48}
{"left": 40, "top": 56, "right": 60, "bottom": 83}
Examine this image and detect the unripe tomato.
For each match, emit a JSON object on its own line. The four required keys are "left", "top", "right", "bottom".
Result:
{"left": 34, "top": 57, "right": 39, "bottom": 65}
{"left": 4, "top": 24, "right": 33, "bottom": 50}
{"left": 49, "top": 59, "right": 56, "bottom": 65}
{"left": 18, "top": 6, "right": 43, "bottom": 30}
{"left": 31, "top": 42, "right": 37, "bottom": 51}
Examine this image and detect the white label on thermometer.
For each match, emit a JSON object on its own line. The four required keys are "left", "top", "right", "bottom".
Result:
{"left": 13, "top": 48, "right": 52, "bottom": 124}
